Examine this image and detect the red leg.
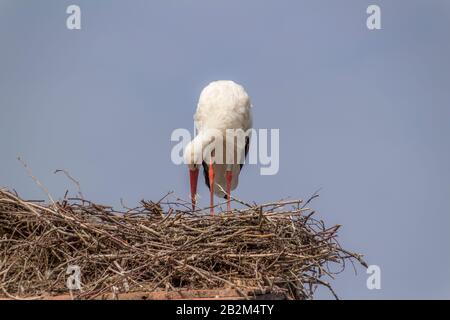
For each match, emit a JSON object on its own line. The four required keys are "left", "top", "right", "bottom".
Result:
{"left": 226, "top": 170, "right": 232, "bottom": 212}
{"left": 209, "top": 158, "right": 215, "bottom": 215}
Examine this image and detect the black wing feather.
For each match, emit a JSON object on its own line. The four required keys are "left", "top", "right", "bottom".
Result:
{"left": 202, "top": 161, "right": 210, "bottom": 191}
{"left": 240, "top": 136, "right": 250, "bottom": 171}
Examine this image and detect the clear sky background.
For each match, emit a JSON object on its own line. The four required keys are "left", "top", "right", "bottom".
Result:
{"left": 1, "top": 0, "right": 449, "bottom": 299}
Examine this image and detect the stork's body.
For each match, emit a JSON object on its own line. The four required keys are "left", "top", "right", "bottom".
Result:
{"left": 184, "top": 81, "right": 252, "bottom": 213}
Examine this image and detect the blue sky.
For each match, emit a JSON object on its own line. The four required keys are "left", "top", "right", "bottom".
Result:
{"left": 1, "top": 0, "right": 449, "bottom": 299}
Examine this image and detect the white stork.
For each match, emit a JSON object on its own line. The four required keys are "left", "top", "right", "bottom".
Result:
{"left": 184, "top": 80, "right": 252, "bottom": 214}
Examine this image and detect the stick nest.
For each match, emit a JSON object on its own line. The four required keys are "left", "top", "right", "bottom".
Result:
{"left": 0, "top": 189, "right": 366, "bottom": 300}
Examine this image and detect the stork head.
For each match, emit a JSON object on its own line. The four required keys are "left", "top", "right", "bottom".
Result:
{"left": 184, "top": 138, "right": 203, "bottom": 171}
{"left": 184, "top": 131, "right": 218, "bottom": 210}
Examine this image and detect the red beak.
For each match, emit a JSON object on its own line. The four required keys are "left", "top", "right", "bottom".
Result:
{"left": 189, "top": 168, "right": 199, "bottom": 210}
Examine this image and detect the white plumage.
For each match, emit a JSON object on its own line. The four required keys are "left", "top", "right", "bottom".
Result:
{"left": 195, "top": 81, "right": 253, "bottom": 133}
{"left": 184, "top": 80, "right": 253, "bottom": 212}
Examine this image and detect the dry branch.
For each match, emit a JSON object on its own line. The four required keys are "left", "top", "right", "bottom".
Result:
{"left": 0, "top": 189, "right": 366, "bottom": 300}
